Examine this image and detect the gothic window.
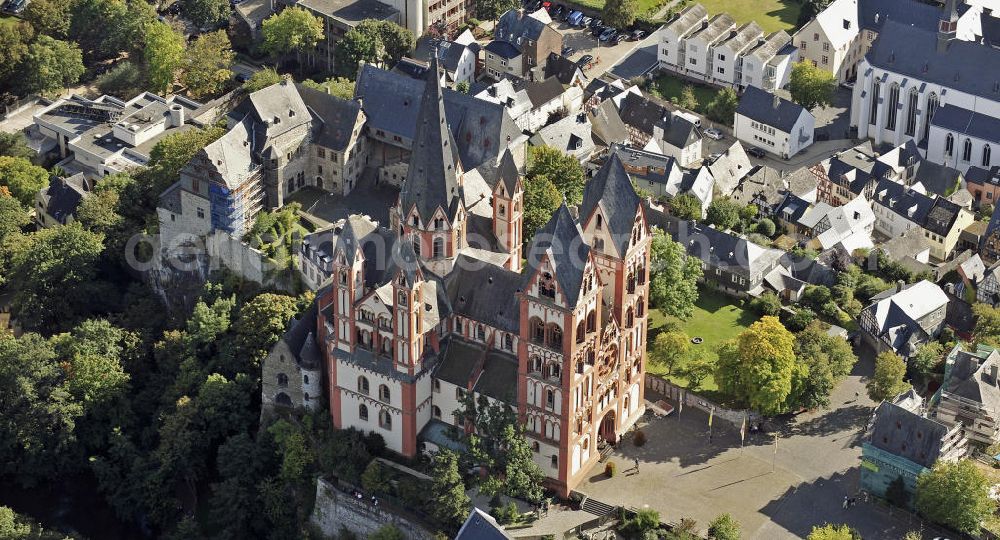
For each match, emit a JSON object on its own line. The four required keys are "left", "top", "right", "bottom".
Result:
{"left": 379, "top": 384, "right": 391, "bottom": 402}
{"left": 277, "top": 373, "right": 288, "bottom": 387}
{"left": 477, "top": 324, "right": 486, "bottom": 341}
{"left": 904, "top": 89, "right": 918, "bottom": 136}
{"left": 432, "top": 405, "right": 441, "bottom": 419}
{"left": 359, "top": 404, "right": 368, "bottom": 421}
{"left": 433, "top": 237, "right": 444, "bottom": 258}
{"left": 963, "top": 139, "right": 973, "bottom": 162}
{"left": 924, "top": 93, "right": 939, "bottom": 141}
{"left": 339, "top": 271, "right": 347, "bottom": 285}
{"left": 303, "top": 375, "right": 309, "bottom": 385}
{"left": 379, "top": 410, "right": 392, "bottom": 430}
{"left": 411, "top": 215, "right": 419, "bottom": 227}
{"left": 945, "top": 133, "right": 954, "bottom": 157}
{"left": 499, "top": 204, "right": 506, "bottom": 216}
{"left": 532, "top": 318, "right": 545, "bottom": 343}
{"left": 548, "top": 324, "right": 563, "bottom": 348}
{"left": 886, "top": 83, "right": 900, "bottom": 131}
{"left": 531, "top": 356, "right": 542, "bottom": 373}
{"left": 594, "top": 238, "right": 605, "bottom": 252}
{"left": 626, "top": 307, "right": 635, "bottom": 328}
{"left": 869, "top": 82, "right": 880, "bottom": 125}
{"left": 637, "top": 297, "right": 645, "bottom": 317}
{"left": 596, "top": 214, "right": 603, "bottom": 229}
{"left": 398, "top": 291, "right": 407, "bottom": 305}
{"left": 434, "top": 217, "right": 444, "bottom": 230}
{"left": 586, "top": 310, "right": 596, "bottom": 332}
{"left": 576, "top": 320, "right": 585, "bottom": 343}
{"left": 412, "top": 238, "right": 421, "bottom": 257}
{"left": 546, "top": 389, "right": 555, "bottom": 409}
{"left": 984, "top": 145, "right": 993, "bottom": 167}
{"left": 358, "top": 376, "right": 369, "bottom": 395}
{"left": 504, "top": 333, "right": 513, "bottom": 350}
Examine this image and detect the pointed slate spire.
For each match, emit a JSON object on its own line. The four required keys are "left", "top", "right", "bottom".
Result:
{"left": 399, "top": 54, "right": 463, "bottom": 223}
{"left": 580, "top": 152, "right": 641, "bottom": 256}
{"left": 495, "top": 148, "right": 520, "bottom": 194}
{"left": 525, "top": 202, "right": 591, "bottom": 307}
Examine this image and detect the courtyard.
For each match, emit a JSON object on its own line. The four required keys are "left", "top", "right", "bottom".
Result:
{"left": 647, "top": 74, "right": 723, "bottom": 116}
{"left": 697, "top": 0, "right": 802, "bottom": 33}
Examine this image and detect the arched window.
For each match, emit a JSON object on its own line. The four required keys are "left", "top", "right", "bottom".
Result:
{"left": 924, "top": 93, "right": 939, "bottom": 141}
{"left": 945, "top": 133, "right": 954, "bottom": 157}
{"left": 504, "top": 333, "right": 513, "bottom": 350}
{"left": 339, "top": 271, "right": 347, "bottom": 285}
{"left": 303, "top": 375, "right": 309, "bottom": 385}
{"left": 531, "top": 318, "right": 545, "bottom": 343}
{"left": 432, "top": 405, "right": 442, "bottom": 419}
{"left": 277, "top": 373, "right": 288, "bottom": 387}
{"left": 531, "top": 355, "right": 542, "bottom": 373}
{"left": 499, "top": 203, "right": 506, "bottom": 216}
{"left": 984, "top": 144, "right": 992, "bottom": 167}
{"left": 379, "top": 410, "right": 392, "bottom": 429}
{"left": 576, "top": 320, "right": 585, "bottom": 343}
{"left": 586, "top": 310, "right": 596, "bottom": 332}
{"left": 550, "top": 363, "right": 561, "bottom": 381}
{"left": 886, "top": 83, "right": 900, "bottom": 131}
{"left": 626, "top": 307, "right": 635, "bottom": 328}
{"left": 412, "top": 238, "right": 421, "bottom": 257}
{"left": 963, "top": 138, "right": 973, "bottom": 162}
{"left": 276, "top": 392, "right": 292, "bottom": 407}
{"left": 904, "top": 88, "right": 918, "bottom": 136}
{"left": 477, "top": 324, "right": 486, "bottom": 341}
{"left": 304, "top": 393, "right": 310, "bottom": 402}
{"left": 359, "top": 404, "right": 368, "bottom": 421}
{"left": 379, "top": 384, "right": 391, "bottom": 402}
{"left": 548, "top": 324, "right": 563, "bottom": 348}
{"left": 358, "top": 376, "right": 369, "bottom": 395}
{"left": 594, "top": 237, "right": 605, "bottom": 252}
{"left": 637, "top": 297, "right": 645, "bottom": 317}
{"left": 433, "top": 237, "right": 444, "bottom": 258}
{"left": 596, "top": 214, "right": 603, "bottom": 229}
{"left": 546, "top": 389, "right": 555, "bottom": 409}
{"left": 869, "top": 82, "right": 881, "bottom": 125}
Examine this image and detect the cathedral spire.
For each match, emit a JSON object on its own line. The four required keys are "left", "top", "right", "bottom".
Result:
{"left": 399, "top": 54, "right": 463, "bottom": 223}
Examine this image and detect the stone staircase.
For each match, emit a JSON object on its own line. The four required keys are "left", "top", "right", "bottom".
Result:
{"left": 579, "top": 495, "right": 616, "bottom": 518}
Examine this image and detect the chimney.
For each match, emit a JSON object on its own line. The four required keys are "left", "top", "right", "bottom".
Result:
{"left": 773, "top": 93, "right": 781, "bottom": 109}
{"left": 896, "top": 279, "right": 905, "bottom": 293}
{"left": 991, "top": 363, "right": 998, "bottom": 385}
{"left": 169, "top": 104, "right": 184, "bottom": 127}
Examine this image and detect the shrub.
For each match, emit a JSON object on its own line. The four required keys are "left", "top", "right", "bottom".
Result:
{"left": 750, "top": 292, "right": 782, "bottom": 316}
{"left": 785, "top": 308, "right": 816, "bottom": 332}
{"left": 634, "top": 429, "right": 647, "bottom": 447}
{"left": 605, "top": 461, "right": 617, "bottom": 477}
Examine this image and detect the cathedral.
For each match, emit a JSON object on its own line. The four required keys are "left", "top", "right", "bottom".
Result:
{"left": 314, "top": 56, "right": 651, "bottom": 496}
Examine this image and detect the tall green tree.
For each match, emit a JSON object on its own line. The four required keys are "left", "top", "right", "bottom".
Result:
{"left": 243, "top": 67, "right": 283, "bottom": 92}
{"left": 527, "top": 145, "right": 585, "bottom": 205}
{"left": 261, "top": 7, "right": 324, "bottom": 58}
{"left": 0, "top": 156, "right": 48, "bottom": 208}
{"left": 0, "top": 20, "right": 32, "bottom": 83}
{"left": 182, "top": 30, "right": 235, "bottom": 99}
{"left": 916, "top": 460, "right": 997, "bottom": 534}
{"left": 144, "top": 21, "right": 185, "bottom": 94}
{"left": 677, "top": 84, "right": 699, "bottom": 111}
{"left": 70, "top": 0, "right": 154, "bottom": 61}
{"left": 788, "top": 322, "right": 855, "bottom": 411}
{"left": 866, "top": 351, "right": 909, "bottom": 402}
{"left": 184, "top": 0, "right": 229, "bottom": 28}
{"left": 301, "top": 76, "right": 355, "bottom": 99}
{"left": 429, "top": 449, "right": 470, "bottom": 530}
{"left": 911, "top": 342, "right": 944, "bottom": 378}
{"left": 706, "top": 197, "right": 742, "bottom": 230}
{"left": 789, "top": 61, "right": 836, "bottom": 110}
{"left": 334, "top": 19, "right": 413, "bottom": 76}
{"left": 650, "top": 330, "right": 690, "bottom": 374}
{"left": 140, "top": 125, "right": 226, "bottom": 206}
{"left": 234, "top": 292, "right": 303, "bottom": 366}
{"left": 706, "top": 87, "right": 739, "bottom": 126}
{"left": 523, "top": 175, "right": 561, "bottom": 242}
{"left": 20, "top": 35, "right": 86, "bottom": 95}
{"left": 602, "top": 0, "right": 639, "bottom": 31}
{"left": 24, "top": 0, "right": 72, "bottom": 38}
{"left": 0, "top": 190, "right": 30, "bottom": 242}
{"left": 973, "top": 303, "right": 1000, "bottom": 348}
{"left": 715, "top": 316, "right": 796, "bottom": 415}
{"left": 649, "top": 228, "right": 702, "bottom": 317}
{"left": 475, "top": 0, "right": 518, "bottom": 22}
{"left": 0, "top": 132, "right": 34, "bottom": 160}
{"left": 669, "top": 193, "right": 703, "bottom": 220}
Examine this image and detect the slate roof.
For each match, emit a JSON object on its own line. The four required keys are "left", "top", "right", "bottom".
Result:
{"left": 924, "top": 197, "right": 963, "bottom": 237}
{"left": 665, "top": 3, "right": 707, "bottom": 35}
{"left": 398, "top": 56, "right": 464, "bottom": 222}
{"left": 656, "top": 111, "right": 701, "bottom": 150}
{"left": 682, "top": 223, "right": 784, "bottom": 276}
{"left": 434, "top": 338, "right": 482, "bottom": 387}
{"left": 231, "top": 80, "right": 311, "bottom": 143}
{"left": 863, "top": 280, "right": 948, "bottom": 354}
{"left": 588, "top": 99, "right": 629, "bottom": 147}
{"left": 857, "top": 0, "right": 947, "bottom": 33}
{"left": 474, "top": 349, "right": 519, "bottom": 402}
{"left": 619, "top": 92, "right": 669, "bottom": 137}
{"left": 736, "top": 86, "right": 810, "bottom": 133}
{"left": 438, "top": 41, "right": 470, "bottom": 74}
{"left": 966, "top": 165, "right": 1000, "bottom": 189}
{"left": 866, "top": 20, "right": 1000, "bottom": 103}
{"left": 485, "top": 40, "right": 521, "bottom": 59}
{"left": 869, "top": 401, "right": 950, "bottom": 469}
{"left": 871, "top": 178, "right": 936, "bottom": 226}
{"left": 281, "top": 306, "right": 321, "bottom": 369}
{"left": 525, "top": 203, "right": 591, "bottom": 307}
{"left": 608, "top": 143, "right": 682, "bottom": 187}
{"left": 495, "top": 149, "right": 520, "bottom": 194}
{"left": 296, "top": 84, "right": 362, "bottom": 152}
{"left": 944, "top": 348, "right": 1000, "bottom": 414}
{"left": 579, "top": 153, "right": 641, "bottom": 256}
{"left": 543, "top": 52, "right": 584, "bottom": 85}
{"left": 38, "top": 173, "right": 89, "bottom": 225}
{"left": 720, "top": 22, "right": 765, "bottom": 54}
{"left": 456, "top": 508, "right": 513, "bottom": 540}
{"left": 354, "top": 64, "right": 522, "bottom": 171}
{"left": 520, "top": 76, "right": 565, "bottom": 108}
{"left": 913, "top": 160, "right": 962, "bottom": 197}
{"left": 495, "top": 8, "right": 550, "bottom": 43}
{"left": 930, "top": 104, "right": 1000, "bottom": 145}
{"left": 530, "top": 113, "right": 594, "bottom": 158}
{"left": 445, "top": 254, "right": 522, "bottom": 333}
{"left": 188, "top": 119, "right": 260, "bottom": 189}
{"left": 689, "top": 13, "right": 735, "bottom": 44}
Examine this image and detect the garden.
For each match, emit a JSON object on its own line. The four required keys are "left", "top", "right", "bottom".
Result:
{"left": 695, "top": 0, "right": 802, "bottom": 33}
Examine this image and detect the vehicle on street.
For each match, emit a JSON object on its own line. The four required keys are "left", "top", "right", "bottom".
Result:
{"left": 591, "top": 25, "right": 605, "bottom": 37}
{"left": 567, "top": 10, "right": 583, "bottom": 25}
{"left": 577, "top": 54, "right": 593, "bottom": 66}
{"left": 704, "top": 128, "right": 723, "bottom": 140}
{"left": 747, "top": 146, "right": 766, "bottom": 158}
{"left": 608, "top": 33, "right": 623, "bottom": 45}
{"left": 589, "top": 17, "right": 602, "bottom": 28}
{"left": 580, "top": 16, "right": 592, "bottom": 27}
{"left": 599, "top": 28, "right": 617, "bottom": 42}
{"left": 561, "top": 45, "right": 575, "bottom": 56}
{"left": 630, "top": 29, "right": 646, "bottom": 40}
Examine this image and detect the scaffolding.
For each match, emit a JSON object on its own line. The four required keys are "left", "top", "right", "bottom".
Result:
{"left": 209, "top": 171, "right": 264, "bottom": 236}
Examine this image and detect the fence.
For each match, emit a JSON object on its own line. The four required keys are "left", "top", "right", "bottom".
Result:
{"left": 0, "top": 95, "right": 41, "bottom": 122}
{"left": 644, "top": 374, "right": 759, "bottom": 429}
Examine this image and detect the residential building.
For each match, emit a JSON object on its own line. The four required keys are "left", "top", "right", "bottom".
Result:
{"left": 34, "top": 92, "right": 203, "bottom": 180}
{"left": 858, "top": 280, "right": 949, "bottom": 358}
{"left": 456, "top": 508, "right": 513, "bottom": 540}
{"left": 607, "top": 144, "right": 713, "bottom": 214}
{"left": 436, "top": 38, "right": 479, "bottom": 87}
{"left": 934, "top": 344, "right": 1000, "bottom": 449}
{"left": 861, "top": 399, "right": 967, "bottom": 507}
{"left": 296, "top": 0, "right": 401, "bottom": 73}
{"left": 795, "top": 195, "right": 876, "bottom": 253}
{"left": 617, "top": 93, "right": 703, "bottom": 167}
{"left": 261, "top": 307, "right": 324, "bottom": 414}
{"left": 318, "top": 62, "right": 651, "bottom": 497}
{"left": 529, "top": 113, "right": 596, "bottom": 163}
{"left": 34, "top": 174, "right": 90, "bottom": 228}
{"left": 682, "top": 13, "right": 736, "bottom": 82}
{"left": 734, "top": 86, "right": 815, "bottom": 159}
{"left": 977, "top": 261, "right": 1000, "bottom": 305}
{"left": 982, "top": 204, "right": 1000, "bottom": 264}
{"left": 739, "top": 31, "right": 795, "bottom": 91}
{"left": 965, "top": 165, "right": 1000, "bottom": 207}
{"left": 869, "top": 178, "right": 974, "bottom": 260}
{"left": 489, "top": 9, "right": 563, "bottom": 80}
{"left": 730, "top": 165, "right": 817, "bottom": 216}
{"left": 706, "top": 141, "right": 753, "bottom": 195}
{"left": 676, "top": 221, "right": 786, "bottom": 297}
{"left": 474, "top": 76, "right": 583, "bottom": 134}
{"left": 710, "top": 22, "right": 765, "bottom": 87}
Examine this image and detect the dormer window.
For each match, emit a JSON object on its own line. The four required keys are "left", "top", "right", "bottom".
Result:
{"left": 596, "top": 214, "right": 603, "bottom": 229}
{"left": 289, "top": 109, "right": 295, "bottom": 117}
{"left": 273, "top": 116, "right": 280, "bottom": 124}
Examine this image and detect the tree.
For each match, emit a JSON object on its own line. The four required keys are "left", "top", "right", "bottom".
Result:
{"left": 184, "top": 0, "right": 229, "bottom": 28}
{"left": 649, "top": 228, "right": 702, "bottom": 318}
{"left": 650, "top": 331, "right": 690, "bottom": 374}
{"left": 261, "top": 7, "right": 324, "bottom": 57}
{"left": 0, "top": 506, "right": 30, "bottom": 539}
{"left": 523, "top": 175, "right": 562, "bottom": 243}
{"left": 677, "top": 84, "right": 699, "bottom": 111}
{"left": 885, "top": 475, "right": 908, "bottom": 508}
{"left": 911, "top": 342, "right": 944, "bottom": 378}
{"left": 301, "top": 76, "right": 355, "bottom": 99}
{"left": 0, "top": 191, "right": 29, "bottom": 242}
{"left": 788, "top": 322, "right": 855, "bottom": 411}
{"left": 602, "top": 0, "right": 638, "bottom": 29}
{"left": 0, "top": 156, "right": 49, "bottom": 208}
{"left": 144, "top": 22, "right": 185, "bottom": 94}
{"left": 243, "top": 67, "right": 284, "bottom": 93}
{"left": 749, "top": 291, "right": 781, "bottom": 316}
{"left": 96, "top": 61, "right": 147, "bottom": 99}
{"left": 715, "top": 316, "right": 796, "bottom": 415}
{"left": 141, "top": 126, "right": 226, "bottom": 205}
{"left": 334, "top": 19, "right": 414, "bottom": 76}
{"left": 70, "top": 0, "right": 154, "bottom": 61}
{"left": 708, "top": 513, "right": 740, "bottom": 540}
{"left": 429, "top": 449, "right": 470, "bottom": 531}
{"left": 706, "top": 87, "right": 739, "bottom": 126}
{"left": 0, "top": 132, "right": 33, "bottom": 161}
{"left": 681, "top": 351, "right": 716, "bottom": 391}
{"left": 455, "top": 80, "right": 470, "bottom": 93}
{"left": 706, "top": 197, "right": 741, "bottom": 230}
{"left": 182, "top": 30, "right": 235, "bottom": 99}
{"left": 369, "top": 525, "right": 405, "bottom": 540}
{"left": 754, "top": 217, "right": 776, "bottom": 237}
{"left": 669, "top": 193, "right": 702, "bottom": 220}
{"left": 8, "top": 224, "right": 105, "bottom": 331}
{"left": 867, "top": 351, "right": 909, "bottom": 402}
{"left": 807, "top": 524, "right": 858, "bottom": 540}
{"left": 0, "top": 20, "right": 32, "bottom": 82}
{"left": 475, "top": 0, "right": 518, "bottom": 22}
{"left": 974, "top": 303, "right": 1000, "bottom": 348}
{"left": 916, "top": 460, "right": 997, "bottom": 534}
{"left": 20, "top": 35, "right": 85, "bottom": 95}
{"left": 235, "top": 292, "right": 303, "bottom": 366}
{"left": 785, "top": 308, "right": 816, "bottom": 332}
{"left": 24, "top": 0, "right": 72, "bottom": 38}
{"left": 789, "top": 61, "right": 836, "bottom": 110}
{"left": 527, "top": 147, "right": 584, "bottom": 205}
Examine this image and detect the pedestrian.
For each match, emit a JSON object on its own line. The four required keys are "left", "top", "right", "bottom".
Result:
{"left": 634, "top": 458, "right": 639, "bottom": 472}
{"left": 855, "top": 391, "right": 860, "bottom": 401}
{"left": 371, "top": 495, "right": 376, "bottom": 505}
{"left": 842, "top": 496, "right": 848, "bottom": 509}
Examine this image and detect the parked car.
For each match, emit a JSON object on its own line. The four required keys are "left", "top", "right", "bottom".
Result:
{"left": 599, "top": 28, "right": 617, "bottom": 41}
{"left": 561, "top": 45, "right": 575, "bottom": 56}
{"left": 747, "top": 146, "right": 766, "bottom": 158}
{"left": 630, "top": 29, "right": 646, "bottom": 40}
{"left": 577, "top": 54, "right": 594, "bottom": 66}
{"left": 552, "top": 4, "right": 565, "bottom": 18}
{"left": 704, "top": 128, "right": 723, "bottom": 140}
{"left": 589, "top": 17, "right": 602, "bottom": 28}
{"left": 580, "top": 16, "right": 592, "bottom": 27}
{"left": 541, "top": 0, "right": 551, "bottom": 11}
{"left": 591, "top": 25, "right": 605, "bottom": 37}
{"left": 2, "top": 0, "right": 26, "bottom": 13}
{"left": 840, "top": 80, "right": 855, "bottom": 90}
{"left": 567, "top": 10, "right": 583, "bottom": 25}
{"left": 609, "top": 32, "right": 624, "bottom": 45}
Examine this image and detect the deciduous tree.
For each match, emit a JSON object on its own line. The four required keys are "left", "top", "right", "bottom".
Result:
{"left": 807, "top": 524, "right": 858, "bottom": 540}
{"left": 0, "top": 156, "right": 49, "bottom": 208}
{"left": 715, "top": 316, "right": 796, "bottom": 415}
{"left": 708, "top": 513, "right": 741, "bottom": 540}
{"left": 335, "top": 19, "right": 414, "bottom": 76}
{"left": 243, "top": 67, "right": 283, "bottom": 92}
{"left": 669, "top": 193, "right": 702, "bottom": 220}
{"left": 20, "top": 35, "right": 85, "bottom": 95}
{"left": 602, "top": 0, "right": 639, "bottom": 34}
{"left": 916, "top": 460, "right": 996, "bottom": 534}
{"left": 261, "top": 7, "right": 324, "bottom": 57}
{"left": 182, "top": 30, "right": 235, "bottom": 99}
{"left": 144, "top": 21, "right": 185, "bottom": 94}
{"left": 0, "top": 21, "right": 32, "bottom": 83}
{"left": 706, "top": 87, "right": 739, "bottom": 126}
{"left": 429, "top": 449, "right": 471, "bottom": 531}
{"left": 789, "top": 61, "right": 836, "bottom": 110}
{"left": 867, "top": 351, "right": 909, "bottom": 402}
{"left": 706, "top": 197, "right": 741, "bottom": 230}
{"left": 0, "top": 191, "right": 29, "bottom": 242}
{"left": 184, "top": 0, "right": 229, "bottom": 28}
{"left": 475, "top": 0, "right": 518, "bottom": 22}
{"left": 650, "top": 330, "right": 690, "bottom": 374}
{"left": 749, "top": 291, "right": 781, "bottom": 316}
{"left": 0, "top": 132, "right": 34, "bottom": 160}
{"left": 649, "top": 228, "right": 702, "bottom": 318}
{"left": 527, "top": 145, "right": 585, "bottom": 205}
{"left": 24, "top": 0, "right": 72, "bottom": 38}
{"left": 523, "top": 175, "right": 561, "bottom": 242}
{"left": 301, "top": 76, "right": 355, "bottom": 99}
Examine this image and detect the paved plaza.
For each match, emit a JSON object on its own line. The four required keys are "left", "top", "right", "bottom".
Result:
{"left": 578, "top": 349, "right": 954, "bottom": 539}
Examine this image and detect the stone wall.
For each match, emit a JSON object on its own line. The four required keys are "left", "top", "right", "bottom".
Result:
{"left": 644, "top": 374, "right": 758, "bottom": 429}
{"left": 310, "top": 478, "right": 435, "bottom": 540}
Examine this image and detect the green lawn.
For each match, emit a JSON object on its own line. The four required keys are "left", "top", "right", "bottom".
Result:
{"left": 647, "top": 288, "right": 757, "bottom": 393}
{"left": 696, "top": 0, "right": 802, "bottom": 33}
{"left": 647, "top": 74, "right": 721, "bottom": 114}
{"left": 565, "top": 0, "right": 668, "bottom": 17}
